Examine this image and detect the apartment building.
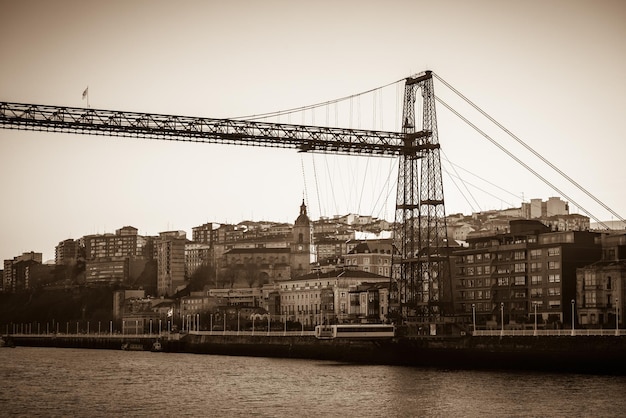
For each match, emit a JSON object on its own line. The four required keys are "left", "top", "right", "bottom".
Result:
{"left": 156, "top": 230, "right": 187, "bottom": 296}
{"left": 576, "top": 233, "right": 626, "bottom": 328}
{"left": 454, "top": 220, "right": 602, "bottom": 330}
{"left": 55, "top": 239, "right": 80, "bottom": 265}
{"left": 83, "top": 226, "right": 153, "bottom": 286}
{"left": 344, "top": 239, "right": 392, "bottom": 277}
{"left": 262, "top": 269, "right": 389, "bottom": 326}
{"left": 3, "top": 252, "right": 43, "bottom": 293}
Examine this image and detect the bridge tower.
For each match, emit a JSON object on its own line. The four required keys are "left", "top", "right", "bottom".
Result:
{"left": 390, "top": 71, "right": 452, "bottom": 334}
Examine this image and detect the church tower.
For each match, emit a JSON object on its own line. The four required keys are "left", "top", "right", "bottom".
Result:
{"left": 290, "top": 200, "right": 313, "bottom": 278}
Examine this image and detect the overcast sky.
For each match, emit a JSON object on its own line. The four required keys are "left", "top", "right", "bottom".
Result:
{"left": 1, "top": 0, "right": 625, "bottom": 262}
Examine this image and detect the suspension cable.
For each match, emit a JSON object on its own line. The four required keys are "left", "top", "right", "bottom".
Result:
{"left": 441, "top": 150, "right": 481, "bottom": 212}
{"left": 433, "top": 72, "right": 624, "bottom": 224}
{"left": 436, "top": 95, "right": 610, "bottom": 229}
{"left": 230, "top": 79, "right": 405, "bottom": 123}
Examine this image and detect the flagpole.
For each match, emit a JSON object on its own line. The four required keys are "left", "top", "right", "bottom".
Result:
{"left": 82, "top": 86, "right": 90, "bottom": 108}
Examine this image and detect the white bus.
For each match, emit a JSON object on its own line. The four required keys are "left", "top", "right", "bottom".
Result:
{"left": 314, "top": 324, "right": 395, "bottom": 339}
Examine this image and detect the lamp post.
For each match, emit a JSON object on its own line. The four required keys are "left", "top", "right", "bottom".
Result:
{"left": 615, "top": 298, "right": 619, "bottom": 335}
{"left": 252, "top": 315, "right": 255, "bottom": 336}
{"left": 571, "top": 299, "right": 575, "bottom": 336}
{"left": 210, "top": 314, "right": 213, "bottom": 335}
{"left": 500, "top": 302, "right": 504, "bottom": 336}
{"left": 237, "top": 311, "right": 240, "bottom": 336}
{"left": 471, "top": 304, "right": 476, "bottom": 334}
{"left": 283, "top": 314, "right": 287, "bottom": 336}
{"left": 267, "top": 314, "right": 271, "bottom": 336}
{"left": 533, "top": 302, "right": 538, "bottom": 337}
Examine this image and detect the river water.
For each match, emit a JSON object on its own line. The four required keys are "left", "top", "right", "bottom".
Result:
{"left": 1, "top": 347, "right": 625, "bottom": 417}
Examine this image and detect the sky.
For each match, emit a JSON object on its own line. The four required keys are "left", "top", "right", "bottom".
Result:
{"left": 1, "top": 0, "right": 625, "bottom": 262}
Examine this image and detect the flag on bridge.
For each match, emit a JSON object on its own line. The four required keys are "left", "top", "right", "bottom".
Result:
{"left": 82, "top": 87, "right": 88, "bottom": 100}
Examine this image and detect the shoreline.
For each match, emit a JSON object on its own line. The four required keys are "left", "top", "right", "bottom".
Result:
{"left": 6, "top": 333, "right": 626, "bottom": 375}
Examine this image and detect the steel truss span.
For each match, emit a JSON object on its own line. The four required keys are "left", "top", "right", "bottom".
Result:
{"left": 1, "top": 70, "right": 451, "bottom": 331}
{"left": 0, "top": 101, "right": 429, "bottom": 157}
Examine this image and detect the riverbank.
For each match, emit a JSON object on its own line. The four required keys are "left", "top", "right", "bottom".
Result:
{"left": 6, "top": 332, "right": 626, "bottom": 375}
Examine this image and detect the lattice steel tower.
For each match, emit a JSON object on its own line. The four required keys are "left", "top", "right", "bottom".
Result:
{"left": 390, "top": 71, "right": 451, "bottom": 333}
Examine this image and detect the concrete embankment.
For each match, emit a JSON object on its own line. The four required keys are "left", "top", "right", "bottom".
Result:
{"left": 183, "top": 333, "right": 626, "bottom": 374}
{"left": 8, "top": 333, "right": 626, "bottom": 375}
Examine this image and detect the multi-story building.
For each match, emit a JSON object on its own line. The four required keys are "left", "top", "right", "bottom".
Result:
{"left": 348, "top": 282, "right": 390, "bottom": 323}
{"left": 3, "top": 252, "right": 43, "bottom": 293}
{"left": 315, "top": 237, "right": 346, "bottom": 263}
{"left": 185, "top": 242, "right": 212, "bottom": 277}
{"left": 192, "top": 222, "right": 219, "bottom": 245}
{"left": 55, "top": 239, "right": 80, "bottom": 265}
{"left": 576, "top": 233, "right": 626, "bottom": 328}
{"left": 156, "top": 230, "right": 187, "bottom": 296}
{"left": 344, "top": 238, "right": 392, "bottom": 277}
{"left": 83, "top": 226, "right": 153, "bottom": 286}
{"left": 262, "top": 269, "right": 389, "bottom": 327}
{"left": 454, "top": 220, "right": 602, "bottom": 330}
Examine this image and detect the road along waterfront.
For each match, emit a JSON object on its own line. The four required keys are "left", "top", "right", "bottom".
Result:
{"left": 1, "top": 346, "right": 626, "bottom": 417}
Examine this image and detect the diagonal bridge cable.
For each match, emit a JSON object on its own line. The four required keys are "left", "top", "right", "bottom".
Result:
{"left": 433, "top": 72, "right": 624, "bottom": 224}
{"left": 435, "top": 95, "right": 610, "bottom": 229}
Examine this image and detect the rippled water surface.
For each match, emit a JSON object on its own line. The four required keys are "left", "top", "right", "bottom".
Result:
{"left": 1, "top": 347, "right": 625, "bottom": 417}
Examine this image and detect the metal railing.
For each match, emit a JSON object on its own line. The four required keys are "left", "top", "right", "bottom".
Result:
{"left": 473, "top": 329, "right": 626, "bottom": 337}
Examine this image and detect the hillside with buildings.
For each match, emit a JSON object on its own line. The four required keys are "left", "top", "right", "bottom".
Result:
{"left": 2, "top": 197, "right": 625, "bottom": 334}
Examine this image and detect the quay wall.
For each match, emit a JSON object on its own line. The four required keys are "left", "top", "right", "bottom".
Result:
{"left": 6, "top": 333, "right": 626, "bottom": 375}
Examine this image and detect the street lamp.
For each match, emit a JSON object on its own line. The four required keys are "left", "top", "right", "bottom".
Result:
{"left": 615, "top": 298, "right": 619, "bottom": 335}
{"left": 571, "top": 299, "right": 575, "bottom": 336}
{"left": 533, "top": 302, "right": 538, "bottom": 336}
{"left": 210, "top": 314, "right": 213, "bottom": 335}
{"left": 237, "top": 311, "right": 240, "bottom": 336}
{"left": 500, "top": 302, "right": 504, "bottom": 336}
{"left": 471, "top": 304, "right": 476, "bottom": 334}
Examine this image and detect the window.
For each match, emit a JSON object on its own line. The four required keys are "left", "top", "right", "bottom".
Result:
{"left": 514, "top": 263, "right": 526, "bottom": 273}
{"left": 548, "top": 287, "right": 561, "bottom": 296}
{"left": 476, "top": 266, "right": 483, "bottom": 275}
{"left": 548, "top": 274, "right": 560, "bottom": 283}
{"left": 514, "top": 276, "right": 526, "bottom": 286}
{"left": 548, "top": 261, "right": 560, "bottom": 270}
{"left": 547, "top": 247, "right": 560, "bottom": 256}
{"left": 467, "top": 267, "right": 474, "bottom": 276}
{"left": 514, "top": 251, "right": 526, "bottom": 260}
{"left": 530, "top": 249, "right": 542, "bottom": 259}
{"left": 466, "top": 254, "right": 474, "bottom": 263}
{"left": 584, "top": 291, "right": 597, "bottom": 305}
{"left": 531, "top": 288, "right": 543, "bottom": 298}
{"left": 584, "top": 271, "right": 596, "bottom": 287}
{"left": 497, "top": 277, "right": 509, "bottom": 286}
{"left": 531, "top": 262, "right": 542, "bottom": 272}
{"left": 607, "top": 276, "right": 612, "bottom": 290}
{"left": 531, "top": 275, "right": 542, "bottom": 285}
